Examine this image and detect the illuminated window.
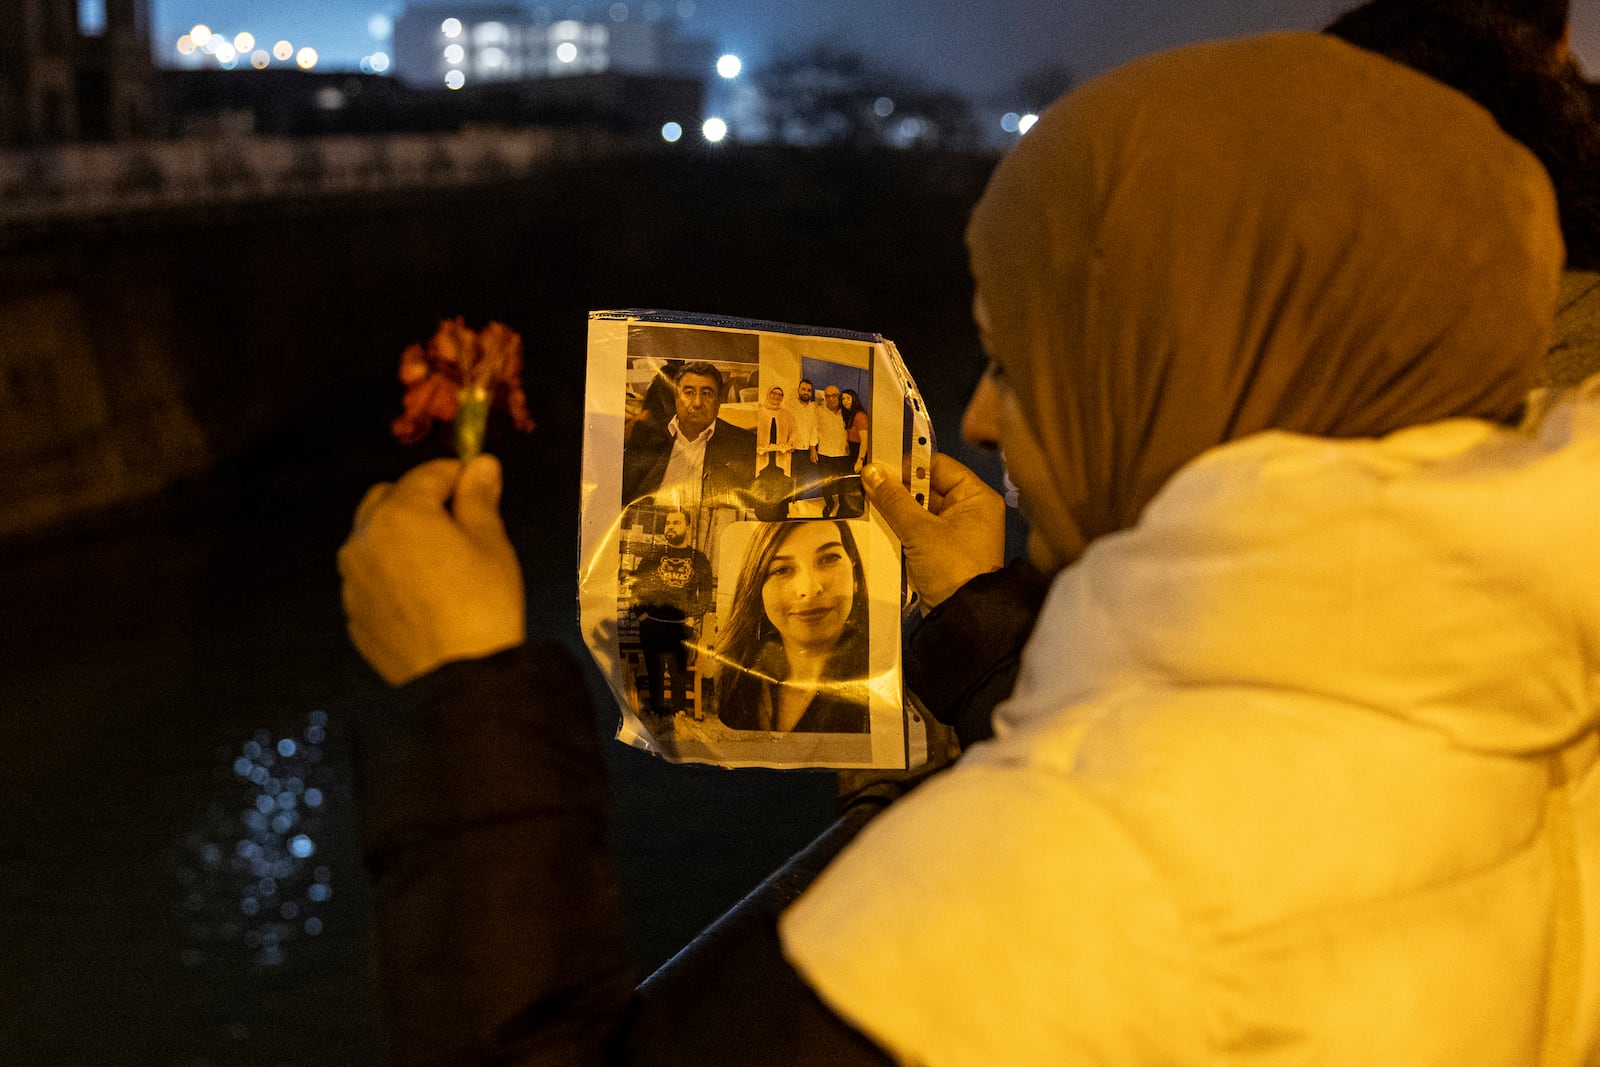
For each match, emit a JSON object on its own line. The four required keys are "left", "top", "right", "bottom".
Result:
{"left": 552, "top": 19, "right": 582, "bottom": 40}
{"left": 479, "top": 46, "right": 507, "bottom": 69}
{"left": 78, "top": 0, "right": 106, "bottom": 36}
{"left": 474, "top": 21, "right": 509, "bottom": 45}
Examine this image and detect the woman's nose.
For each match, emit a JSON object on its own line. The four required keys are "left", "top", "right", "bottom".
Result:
{"left": 791, "top": 565, "right": 822, "bottom": 598}
{"left": 961, "top": 368, "right": 1002, "bottom": 450}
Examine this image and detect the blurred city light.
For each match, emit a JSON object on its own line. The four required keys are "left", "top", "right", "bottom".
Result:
{"left": 214, "top": 42, "right": 237, "bottom": 64}
{"left": 441, "top": 17, "right": 463, "bottom": 38}
{"left": 251, "top": 49, "right": 270, "bottom": 69}
{"left": 555, "top": 41, "right": 578, "bottom": 63}
{"left": 716, "top": 53, "right": 741, "bottom": 79}
{"left": 445, "top": 69, "right": 466, "bottom": 89}
{"left": 1018, "top": 112, "right": 1039, "bottom": 134}
{"left": 233, "top": 31, "right": 255, "bottom": 52}
{"left": 296, "top": 46, "right": 319, "bottom": 70}
{"left": 610, "top": 3, "right": 630, "bottom": 21}
{"left": 176, "top": 34, "right": 196, "bottom": 55}
{"left": 702, "top": 116, "right": 728, "bottom": 142}
{"left": 273, "top": 40, "right": 293, "bottom": 61}
{"left": 661, "top": 121, "right": 683, "bottom": 142}
{"left": 189, "top": 24, "right": 212, "bottom": 47}
{"left": 369, "top": 13, "right": 393, "bottom": 39}
{"left": 874, "top": 96, "right": 895, "bottom": 118}
{"left": 1001, "top": 111, "right": 1020, "bottom": 133}
{"left": 444, "top": 43, "right": 465, "bottom": 64}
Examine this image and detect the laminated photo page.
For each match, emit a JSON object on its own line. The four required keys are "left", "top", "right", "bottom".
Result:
{"left": 579, "top": 310, "right": 934, "bottom": 769}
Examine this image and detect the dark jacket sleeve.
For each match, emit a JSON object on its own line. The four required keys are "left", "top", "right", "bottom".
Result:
{"left": 352, "top": 643, "right": 636, "bottom": 1065}
{"left": 904, "top": 558, "right": 1052, "bottom": 750}
{"left": 352, "top": 642, "right": 894, "bottom": 1067}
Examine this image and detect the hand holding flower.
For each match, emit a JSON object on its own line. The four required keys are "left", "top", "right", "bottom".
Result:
{"left": 338, "top": 456, "right": 526, "bottom": 685}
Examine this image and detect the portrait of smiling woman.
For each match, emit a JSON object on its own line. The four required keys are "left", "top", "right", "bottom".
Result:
{"left": 711, "top": 520, "right": 871, "bottom": 734}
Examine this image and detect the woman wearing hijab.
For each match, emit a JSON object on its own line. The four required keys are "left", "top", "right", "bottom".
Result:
{"left": 710, "top": 520, "right": 871, "bottom": 734}
{"left": 339, "top": 29, "right": 1600, "bottom": 1067}
{"left": 753, "top": 384, "right": 798, "bottom": 519}
{"left": 786, "top": 30, "right": 1599, "bottom": 1064}
{"left": 903, "top": 0, "right": 1600, "bottom": 755}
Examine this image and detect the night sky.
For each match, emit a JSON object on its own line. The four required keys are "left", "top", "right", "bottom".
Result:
{"left": 150, "top": 0, "right": 1599, "bottom": 99}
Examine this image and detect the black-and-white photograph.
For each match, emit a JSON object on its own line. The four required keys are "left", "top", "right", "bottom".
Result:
{"left": 621, "top": 325, "right": 760, "bottom": 512}
{"left": 615, "top": 501, "right": 740, "bottom": 737}
{"left": 751, "top": 339, "right": 874, "bottom": 521}
{"left": 709, "top": 519, "right": 872, "bottom": 735}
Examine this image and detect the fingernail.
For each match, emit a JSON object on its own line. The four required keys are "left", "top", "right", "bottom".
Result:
{"left": 861, "top": 464, "right": 885, "bottom": 490}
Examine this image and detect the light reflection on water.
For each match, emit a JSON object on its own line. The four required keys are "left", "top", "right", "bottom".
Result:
{"left": 175, "top": 709, "right": 336, "bottom": 971}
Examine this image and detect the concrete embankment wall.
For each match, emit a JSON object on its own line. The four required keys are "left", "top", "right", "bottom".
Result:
{"left": 0, "top": 146, "right": 996, "bottom": 546}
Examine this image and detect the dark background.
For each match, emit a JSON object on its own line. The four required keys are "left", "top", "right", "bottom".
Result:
{"left": 0, "top": 145, "right": 1006, "bottom": 1063}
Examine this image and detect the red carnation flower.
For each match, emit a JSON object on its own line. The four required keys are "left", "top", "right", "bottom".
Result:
{"left": 391, "top": 318, "right": 535, "bottom": 458}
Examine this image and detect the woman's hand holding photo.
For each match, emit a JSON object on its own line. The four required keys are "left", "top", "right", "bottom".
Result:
{"left": 861, "top": 453, "right": 1004, "bottom": 608}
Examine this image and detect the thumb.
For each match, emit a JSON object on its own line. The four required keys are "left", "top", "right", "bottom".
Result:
{"left": 453, "top": 453, "right": 505, "bottom": 536}
{"left": 392, "top": 457, "right": 465, "bottom": 508}
{"left": 862, "top": 462, "right": 930, "bottom": 544}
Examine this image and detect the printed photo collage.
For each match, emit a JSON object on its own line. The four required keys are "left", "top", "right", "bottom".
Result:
{"left": 581, "top": 312, "right": 932, "bottom": 769}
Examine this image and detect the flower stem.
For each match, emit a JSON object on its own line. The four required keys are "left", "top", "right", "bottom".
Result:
{"left": 455, "top": 386, "right": 490, "bottom": 461}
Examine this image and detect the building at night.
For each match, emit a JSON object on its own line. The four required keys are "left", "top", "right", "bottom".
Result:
{"left": 0, "top": 0, "right": 157, "bottom": 144}
{"left": 391, "top": 3, "right": 716, "bottom": 90}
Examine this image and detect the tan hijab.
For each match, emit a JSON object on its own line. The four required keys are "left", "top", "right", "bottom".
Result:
{"left": 967, "top": 33, "right": 1564, "bottom": 561}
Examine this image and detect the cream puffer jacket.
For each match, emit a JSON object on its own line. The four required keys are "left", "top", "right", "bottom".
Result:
{"left": 783, "top": 378, "right": 1600, "bottom": 1066}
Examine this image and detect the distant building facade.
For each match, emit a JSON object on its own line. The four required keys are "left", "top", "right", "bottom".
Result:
{"left": 392, "top": 3, "right": 715, "bottom": 90}
{"left": 0, "top": 0, "right": 157, "bottom": 144}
